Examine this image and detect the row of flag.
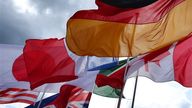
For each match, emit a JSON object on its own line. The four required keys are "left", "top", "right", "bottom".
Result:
{"left": 0, "top": 0, "right": 192, "bottom": 107}
{"left": 1, "top": 35, "right": 192, "bottom": 107}
{"left": 0, "top": 39, "right": 123, "bottom": 107}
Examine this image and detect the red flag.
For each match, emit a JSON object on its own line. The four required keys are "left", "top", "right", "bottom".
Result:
{"left": 13, "top": 38, "right": 78, "bottom": 89}
{"left": 173, "top": 36, "right": 192, "bottom": 87}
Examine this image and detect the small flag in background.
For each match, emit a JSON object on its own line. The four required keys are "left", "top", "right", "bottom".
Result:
{"left": 88, "top": 59, "right": 127, "bottom": 98}
{"left": 0, "top": 88, "right": 39, "bottom": 105}
{"left": 95, "top": 59, "right": 127, "bottom": 89}
{"left": 26, "top": 85, "right": 92, "bottom": 108}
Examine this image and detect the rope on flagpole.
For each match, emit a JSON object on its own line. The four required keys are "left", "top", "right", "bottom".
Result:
{"left": 117, "top": 57, "right": 129, "bottom": 108}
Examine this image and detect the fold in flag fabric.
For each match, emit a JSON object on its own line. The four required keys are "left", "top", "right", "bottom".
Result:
{"left": 26, "top": 85, "right": 91, "bottom": 108}
{"left": 0, "top": 39, "right": 113, "bottom": 92}
{"left": 66, "top": 0, "right": 192, "bottom": 57}
{"left": 0, "top": 88, "right": 38, "bottom": 105}
{"left": 127, "top": 36, "right": 192, "bottom": 87}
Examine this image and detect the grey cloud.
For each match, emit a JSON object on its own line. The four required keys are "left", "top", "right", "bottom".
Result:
{"left": 31, "top": 0, "right": 96, "bottom": 12}
{"left": 0, "top": 0, "right": 96, "bottom": 45}
{"left": 31, "top": 0, "right": 81, "bottom": 13}
{"left": 0, "top": 0, "right": 33, "bottom": 44}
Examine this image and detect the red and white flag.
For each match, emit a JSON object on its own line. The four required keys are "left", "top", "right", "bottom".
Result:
{"left": 127, "top": 35, "right": 192, "bottom": 87}
{"left": 12, "top": 38, "right": 88, "bottom": 89}
{"left": 0, "top": 88, "right": 39, "bottom": 104}
{"left": 0, "top": 38, "right": 113, "bottom": 92}
{"left": 44, "top": 85, "right": 91, "bottom": 108}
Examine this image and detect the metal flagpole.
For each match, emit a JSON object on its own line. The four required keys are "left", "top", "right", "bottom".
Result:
{"left": 118, "top": 13, "right": 139, "bottom": 108}
{"left": 85, "top": 56, "right": 90, "bottom": 73}
{"left": 37, "top": 89, "right": 47, "bottom": 108}
{"left": 117, "top": 81, "right": 125, "bottom": 108}
{"left": 131, "top": 70, "right": 139, "bottom": 108}
{"left": 129, "top": 13, "right": 139, "bottom": 108}
{"left": 117, "top": 57, "right": 129, "bottom": 108}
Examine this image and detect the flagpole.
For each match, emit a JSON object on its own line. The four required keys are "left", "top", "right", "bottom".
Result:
{"left": 33, "top": 92, "right": 41, "bottom": 107}
{"left": 117, "top": 58, "right": 129, "bottom": 108}
{"left": 131, "top": 70, "right": 139, "bottom": 108}
{"left": 37, "top": 89, "right": 47, "bottom": 108}
{"left": 85, "top": 56, "right": 90, "bottom": 73}
{"left": 117, "top": 82, "right": 125, "bottom": 108}
{"left": 117, "top": 13, "right": 139, "bottom": 108}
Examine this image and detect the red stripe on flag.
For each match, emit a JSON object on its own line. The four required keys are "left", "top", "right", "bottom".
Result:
{"left": 0, "top": 93, "right": 38, "bottom": 99}
{"left": 0, "top": 88, "right": 38, "bottom": 104}
{"left": 71, "top": 0, "right": 184, "bottom": 24}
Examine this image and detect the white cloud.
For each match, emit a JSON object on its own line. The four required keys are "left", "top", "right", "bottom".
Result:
{"left": 44, "top": 8, "right": 52, "bottom": 15}
{"left": 12, "top": 0, "right": 38, "bottom": 15}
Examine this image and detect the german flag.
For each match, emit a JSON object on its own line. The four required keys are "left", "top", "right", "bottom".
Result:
{"left": 66, "top": 0, "right": 192, "bottom": 57}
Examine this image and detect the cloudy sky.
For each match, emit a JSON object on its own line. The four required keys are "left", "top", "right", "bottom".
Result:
{"left": 0, "top": 0, "right": 192, "bottom": 108}
{"left": 0, "top": 0, "right": 96, "bottom": 45}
